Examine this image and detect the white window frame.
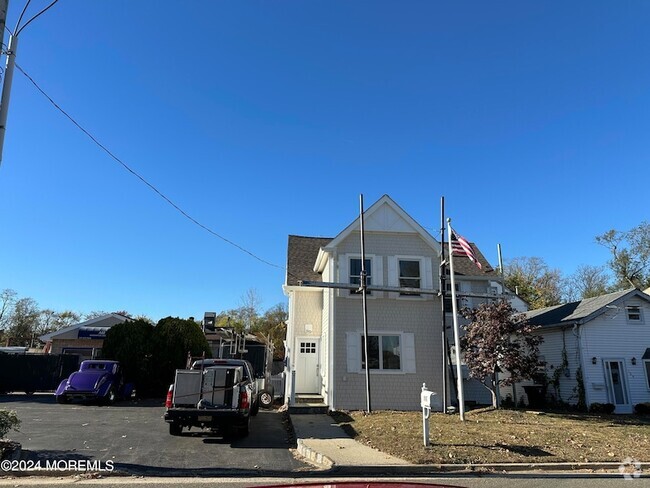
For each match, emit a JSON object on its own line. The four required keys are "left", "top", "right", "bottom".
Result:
{"left": 388, "top": 255, "right": 432, "bottom": 300}
{"left": 340, "top": 254, "right": 382, "bottom": 299}
{"left": 626, "top": 305, "right": 644, "bottom": 323}
{"left": 346, "top": 330, "right": 416, "bottom": 374}
{"left": 349, "top": 257, "right": 373, "bottom": 296}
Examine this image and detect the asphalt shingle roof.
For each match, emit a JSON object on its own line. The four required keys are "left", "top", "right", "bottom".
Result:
{"left": 286, "top": 235, "right": 333, "bottom": 286}
{"left": 525, "top": 288, "right": 636, "bottom": 327}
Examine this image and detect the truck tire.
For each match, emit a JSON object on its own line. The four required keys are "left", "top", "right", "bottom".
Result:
{"left": 169, "top": 422, "right": 182, "bottom": 436}
{"left": 259, "top": 390, "right": 273, "bottom": 409}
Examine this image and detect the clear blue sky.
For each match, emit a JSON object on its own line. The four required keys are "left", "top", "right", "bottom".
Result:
{"left": 0, "top": 1, "right": 648, "bottom": 321}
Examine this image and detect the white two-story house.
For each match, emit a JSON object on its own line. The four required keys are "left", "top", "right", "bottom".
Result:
{"left": 283, "top": 195, "right": 503, "bottom": 411}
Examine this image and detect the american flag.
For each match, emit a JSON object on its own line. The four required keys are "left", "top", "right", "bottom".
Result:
{"left": 451, "top": 228, "right": 482, "bottom": 270}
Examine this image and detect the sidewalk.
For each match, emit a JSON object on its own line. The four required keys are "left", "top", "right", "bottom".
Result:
{"left": 290, "top": 414, "right": 409, "bottom": 468}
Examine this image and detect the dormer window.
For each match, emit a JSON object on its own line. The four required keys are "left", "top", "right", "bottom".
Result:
{"left": 350, "top": 258, "right": 372, "bottom": 295}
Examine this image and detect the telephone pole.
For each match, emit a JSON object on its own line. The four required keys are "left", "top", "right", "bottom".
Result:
{"left": 0, "top": 0, "right": 12, "bottom": 165}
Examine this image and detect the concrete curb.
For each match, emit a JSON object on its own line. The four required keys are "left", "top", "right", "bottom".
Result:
{"left": 296, "top": 439, "right": 334, "bottom": 469}
{"left": 294, "top": 438, "right": 649, "bottom": 474}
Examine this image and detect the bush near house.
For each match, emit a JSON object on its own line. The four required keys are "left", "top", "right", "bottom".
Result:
{"left": 588, "top": 402, "right": 616, "bottom": 414}
{"left": 101, "top": 316, "right": 212, "bottom": 397}
{"left": 635, "top": 403, "right": 650, "bottom": 415}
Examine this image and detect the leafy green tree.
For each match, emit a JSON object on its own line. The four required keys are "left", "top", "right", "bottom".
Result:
{"left": 151, "top": 317, "right": 212, "bottom": 394}
{"left": 102, "top": 319, "right": 155, "bottom": 395}
{"left": 461, "top": 300, "right": 544, "bottom": 408}
{"left": 251, "top": 303, "right": 287, "bottom": 359}
{"left": 504, "top": 257, "right": 564, "bottom": 309}
{"left": 596, "top": 221, "right": 650, "bottom": 290}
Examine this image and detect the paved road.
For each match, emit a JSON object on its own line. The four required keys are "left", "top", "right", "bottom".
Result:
{"left": 0, "top": 475, "right": 648, "bottom": 487}
{"left": 1, "top": 394, "right": 309, "bottom": 476}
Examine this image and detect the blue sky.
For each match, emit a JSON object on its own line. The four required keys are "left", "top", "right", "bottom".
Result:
{"left": 0, "top": 1, "right": 648, "bottom": 321}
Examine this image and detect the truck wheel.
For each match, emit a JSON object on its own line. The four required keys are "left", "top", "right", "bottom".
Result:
{"left": 259, "top": 390, "right": 273, "bottom": 409}
{"left": 169, "top": 422, "right": 182, "bottom": 436}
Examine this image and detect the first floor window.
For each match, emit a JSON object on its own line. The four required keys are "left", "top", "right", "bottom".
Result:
{"left": 361, "top": 334, "right": 401, "bottom": 370}
{"left": 644, "top": 360, "right": 650, "bottom": 389}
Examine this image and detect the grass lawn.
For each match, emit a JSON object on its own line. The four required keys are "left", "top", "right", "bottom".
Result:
{"left": 330, "top": 408, "right": 650, "bottom": 464}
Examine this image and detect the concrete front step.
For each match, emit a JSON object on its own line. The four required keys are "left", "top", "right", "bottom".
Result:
{"left": 289, "top": 403, "right": 329, "bottom": 414}
{"left": 295, "top": 394, "right": 324, "bottom": 404}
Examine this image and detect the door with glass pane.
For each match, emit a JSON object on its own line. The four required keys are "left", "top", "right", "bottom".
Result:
{"left": 604, "top": 360, "right": 632, "bottom": 413}
{"left": 295, "top": 339, "right": 320, "bottom": 393}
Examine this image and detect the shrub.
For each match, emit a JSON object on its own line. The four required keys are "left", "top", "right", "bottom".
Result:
{"left": 0, "top": 410, "right": 20, "bottom": 439}
{"left": 500, "top": 395, "right": 515, "bottom": 408}
{"left": 588, "top": 402, "right": 615, "bottom": 414}
{"left": 150, "top": 317, "right": 212, "bottom": 395}
{"left": 102, "top": 319, "right": 154, "bottom": 396}
{"left": 634, "top": 402, "right": 650, "bottom": 415}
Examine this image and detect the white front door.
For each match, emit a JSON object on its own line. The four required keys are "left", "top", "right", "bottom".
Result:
{"left": 604, "top": 359, "right": 632, "bottom": 414}
{"left": 295, "top": 339, "right": 320, "bottom": 393}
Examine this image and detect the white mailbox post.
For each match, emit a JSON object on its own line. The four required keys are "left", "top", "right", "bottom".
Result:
{"left": 420, "top": 383, "right": 436, "bottom": 447}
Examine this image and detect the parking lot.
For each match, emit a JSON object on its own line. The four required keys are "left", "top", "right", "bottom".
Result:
{"left": 1, "top": 394, "right": 309, "bottom": 476}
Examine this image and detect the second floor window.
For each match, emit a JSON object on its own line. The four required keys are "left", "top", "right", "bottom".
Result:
{"left": 626, "top": 306, "right": 642, "bottom": 322}
{"left": 350, "top": 258, "right": 372, "bottom": 295}
{"left": 399, "top": 259, "right": 421, "bottom": 296}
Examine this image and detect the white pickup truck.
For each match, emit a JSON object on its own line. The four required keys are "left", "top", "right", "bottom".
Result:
{"left": 164, "top": 358, "right": 259, "bottom": 437}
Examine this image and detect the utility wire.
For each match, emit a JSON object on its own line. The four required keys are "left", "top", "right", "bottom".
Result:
{"left": 16, "top": 63, "right": 289, "bottom": 274}
{"left": 15, "top": 0, "right": 60, "bottom": 36}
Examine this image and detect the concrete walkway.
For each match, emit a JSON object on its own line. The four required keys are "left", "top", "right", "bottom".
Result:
{"left": 290, "top": 414, "right": 409, "bottom": 468}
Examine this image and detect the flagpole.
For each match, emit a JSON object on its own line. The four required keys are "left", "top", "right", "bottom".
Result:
{"left": 439, "top": 197, "right": 448, "bottom": 414}
{"left": 447, "top": 218, "right": 466, "bottom": 421}
{"left": 360, "top": 194, "right": 372, "bottom": 414}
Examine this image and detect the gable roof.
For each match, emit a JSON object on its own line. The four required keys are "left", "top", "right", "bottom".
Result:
{"left": 525, "top": 288, "right": 648, "bottom": 328}
{"left": 40, "top": 313, "right": 130, "bottom": 341}
{"left": 324, "top": 195, "right": 440, "bottom": 253}
{"left": 286, "top": 235, "right": 333, "bottom": 286}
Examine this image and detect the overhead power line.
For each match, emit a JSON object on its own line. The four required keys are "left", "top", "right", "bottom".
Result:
{"left": 16, "top": 63, "right": 287, "bottom": 273}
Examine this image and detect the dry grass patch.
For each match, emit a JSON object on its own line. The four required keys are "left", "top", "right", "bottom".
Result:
{"left": 331, "top": 408, "right": 650, "bottom": 464}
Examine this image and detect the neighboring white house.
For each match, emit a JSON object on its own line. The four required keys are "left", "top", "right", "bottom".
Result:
{"left": 283, "top": 194, "right": 507, "bottom": 411}
{"left": 40, "top": 313, "right": 129, "bottom": 359}
{"left": 500, "top": 288, "right": 650, "bottom": 414}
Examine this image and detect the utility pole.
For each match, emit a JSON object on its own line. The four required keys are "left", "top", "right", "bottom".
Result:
{"left": 0, "top": 0, "right": 15, "bottom": 165}
{"left": 0, "top": 0, "right": 61, "bottom": 165}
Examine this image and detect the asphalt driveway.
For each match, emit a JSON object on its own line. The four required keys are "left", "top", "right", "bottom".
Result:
{"left": 1, "top": 394, "right": 308, "bottom": 476}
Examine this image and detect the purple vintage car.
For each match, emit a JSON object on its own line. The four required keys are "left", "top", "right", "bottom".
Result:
{"left": 55, "top": 360, "right": 132, "bottom": 404}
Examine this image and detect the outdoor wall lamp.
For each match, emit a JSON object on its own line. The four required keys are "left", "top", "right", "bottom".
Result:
{"left": 592, "top": 357, "right": 597, "bottom": 365}
{"left": 631, "top": 357, "right": 637, "bottom": 365}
